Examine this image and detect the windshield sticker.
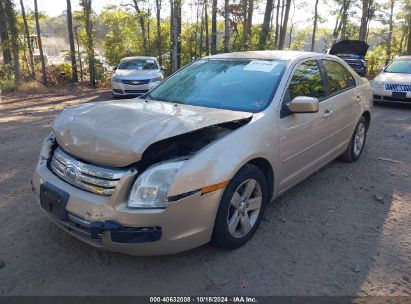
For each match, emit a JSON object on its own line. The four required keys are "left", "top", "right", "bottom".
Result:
{"left": 146, "top": 59, "right": 155, "bottom": 63}
{"left": 243, "top": 60, "right": 278, "bottom": 72}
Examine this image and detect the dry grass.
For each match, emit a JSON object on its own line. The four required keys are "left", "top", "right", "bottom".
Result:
{"left": 16, "top": 81, "right": 48, "bottom": 94}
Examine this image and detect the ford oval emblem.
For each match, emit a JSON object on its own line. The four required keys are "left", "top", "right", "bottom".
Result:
{"left": 65, "top": 165, "right": 80, "bottom": 180}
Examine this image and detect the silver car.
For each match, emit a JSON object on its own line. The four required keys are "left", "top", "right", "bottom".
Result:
{"left": 372, "top": 56, "right": 411, "bottom": 104}
{"left": 111, "top": 56, "right": 164, "bottom": 98}
{"left": 33, "top": 51, "right": 372, "bottom": 255}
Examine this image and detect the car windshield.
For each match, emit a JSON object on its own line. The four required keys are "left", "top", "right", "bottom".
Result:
{"left": 118, "top": 58, "right": 158, "bottom": 70}
{"left": 146, "top": 59, "right": 287, "bottom": 113}
{"left": 384, "top": 59, "right": 411, "bottom": 74}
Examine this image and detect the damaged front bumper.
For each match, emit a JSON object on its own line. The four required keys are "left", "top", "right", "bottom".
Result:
{"left": 32, "top": 144, "right": 224, "bottom": 256}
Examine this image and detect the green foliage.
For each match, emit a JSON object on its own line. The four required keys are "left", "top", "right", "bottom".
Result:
{"left": 99, "top": 9, "right": 143, "bottom": 65}
{"left": 366, "top": 44, "right": 387, "bottom": 77}
{"left": 289, "top": 28, "right": 311, "bottom": 51}
{"left": 94, "top": 58, "right": 106, "bottom": 82}
{"left": 45, "top": 63, "right": 72, "bottom": 86}
{"left": 0, "top": 64, "right": 16, "bottom": 92}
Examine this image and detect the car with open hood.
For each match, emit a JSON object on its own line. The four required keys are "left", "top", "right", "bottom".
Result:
{"left": 372, "top": 56, "right": 411, "bottom": 104}
{"left": 33, "top": 51, "right": 372, "bottom": 255}
{"left": 111, "top": 56, "right": 164, "bottom": 98}
{"left": 328, "top": 40, "right": 369, "bottom": 77}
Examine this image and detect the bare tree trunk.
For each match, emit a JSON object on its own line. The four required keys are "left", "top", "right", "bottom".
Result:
{"left": 278, "top": 0, "right": 291, "bottom": 50}
{"left": 310, "top": 0, "right": 319, "bottom": 52}
{"left": 386, "top": 0, "right": 395, "bottom": 64}
{"left": 241, "top": 0, "right": 248, "bottom": 42}
{"left": 170, "top": 0, "right": 178, "bottom": 72}
{"left": 132, "top": 0, "right": 148, "bottom": 54}
{"left": 340, "top": 0, "right": 350, "bottom": 40}
{"left": 4, "top": 0, "right": 21, "bottom": 82}
{"left": 20, "top": 0, "right": 35, "bottom": 77}
{"left": 66, "top": 0, "right": 78, "bottom": 82}
{"left": 176, "top": 0, "right": 182, "bottom": 68}
{"left": 194, "top": 2, "right": 199, "bottom": 58}
{"left": 224, "top": 0, "right": 230, "bottom": 52}
{"left": 399, "top": 25, "right": 407, "bottom": 54}
{"left": 211, "top": 0, "right": 217, "bottom": 54}
{"left": 147, "top": 6, "right": 151, "bottom": 54}
{"left": 274, "top": 0, "right": 280, "bottom": 49}
{"left": 34, "top": 0, "right": 47, "bottom": 85}
{"left": 408, "top": 17, "right": 411, "bottom": 55}
{"left": 82, "top": 0, "right": 95, "bottom": 87}
{"left": 0, "top": 0, "right": 11, "bottom": 65}
{"left": 259, "top": 0, "right": 274, "bottom": 49}
{"left": 359, "top": 0, "right": 368, "bottom": 41}
{"left": 332, "top": 6, "right": 343, "bottom": 42}
{"left": 204, "top": 0, "right": 210, "bottom": 55}
{"left": 245, "top": 0, "right": 253, "bottom": 44}
{"left": 74, "top": 25, "right": 83, "bottom": 82}
{"left": 199, "top": 2, "right": 204, "bottom": 56}
{"left": 155, "top": 0, "right": 162, "bottom": 65}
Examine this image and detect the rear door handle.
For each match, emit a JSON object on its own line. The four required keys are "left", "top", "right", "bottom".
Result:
{"left": 323, "top": 110, "right": 334, "bottom": 118}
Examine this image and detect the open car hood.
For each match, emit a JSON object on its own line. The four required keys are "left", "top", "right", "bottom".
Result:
{"left": 329, "top": 40, "right": 369, "bottom": 57}
{"left": 52, "top": 99, "right": 252, "bottom": 167}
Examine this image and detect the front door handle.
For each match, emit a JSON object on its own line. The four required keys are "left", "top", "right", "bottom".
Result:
{"left": 323, "top": 110, "right": 334, "bottom": 118}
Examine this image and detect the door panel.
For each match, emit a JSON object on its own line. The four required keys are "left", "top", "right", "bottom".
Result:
{"left": 321, "top": 60, "right": 361, "bottom": 153}
{"left": 278, "top": 100, "right": 335, "bottom": 191}
{"left": 278, "top": 60, "right": 335, "bottom": 192}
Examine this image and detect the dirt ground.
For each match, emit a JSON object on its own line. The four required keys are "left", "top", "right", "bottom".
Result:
{"left": 0, "top": 89, "right": 410, "bottom": 296}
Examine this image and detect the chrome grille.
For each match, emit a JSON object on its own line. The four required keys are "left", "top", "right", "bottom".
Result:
{"left": 50, "top": 147, "right": 128, "bottom": 196}
{"left": 385, "top": 83, "right": 411, "bottom": 92}
{"left": 121, "top": 79, "right": 150, "bottom": 85}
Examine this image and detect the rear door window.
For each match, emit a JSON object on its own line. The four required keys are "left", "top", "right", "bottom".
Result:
{"left": 322, "top": 60, "right": 356, "bottom": 95}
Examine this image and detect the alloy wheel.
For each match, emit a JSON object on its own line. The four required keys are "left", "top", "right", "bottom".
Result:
{"left": 353, "top": 122, "right": 365, "bottom": 156}
{"left": 227, "top": 179, "right": 262, "bottom": 238}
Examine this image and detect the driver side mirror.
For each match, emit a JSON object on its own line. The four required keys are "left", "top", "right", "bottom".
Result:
{"left": 112, "top": 65, "right": 118, "bottom": 71}
{"left": 161, "top": 65, "right": 165, "bottom": 70}
{"left": 287, "top": 96, "right": 319, "bottom": 113}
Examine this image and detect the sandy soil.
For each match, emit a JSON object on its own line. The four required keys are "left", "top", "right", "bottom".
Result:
{"left": 0, "top": 89, "right": 410, "bottom": 296}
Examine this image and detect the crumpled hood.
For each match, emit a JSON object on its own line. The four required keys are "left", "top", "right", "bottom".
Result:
{"left": 375, "top": 72, "right": 411, "bottom": 83}
{"left": 53, "top": 99, "right": 252, "bottom": 167}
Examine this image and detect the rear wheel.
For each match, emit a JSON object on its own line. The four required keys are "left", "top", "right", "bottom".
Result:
{"left": 340, "top": 116, "right": 367, "bottom": 162}
{"left": 212, "top": 164, "right": 268, "bottom": 250}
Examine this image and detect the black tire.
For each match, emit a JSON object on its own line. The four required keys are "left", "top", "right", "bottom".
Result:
{"left": 212, "top": 164, "right": 268, "bottom": 250}
{"left": 340, "top": 116, "right": 368, "bottom": 162}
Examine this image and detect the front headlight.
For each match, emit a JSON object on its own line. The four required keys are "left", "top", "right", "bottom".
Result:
{"left": 127, "top": 161, "right": 184, "bottom": 209}
{"left": 150, "top": 76, "right": 163, "bottom": 83}
{"left": 372, "top": 80, "right": 383, "bottom": 88}
{"left": 112, "top": 76, "right": 122, "bottom": 83}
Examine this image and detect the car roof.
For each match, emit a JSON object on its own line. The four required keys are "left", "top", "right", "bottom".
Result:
{"left": 121, "top": 56, "right": 157, "bottom": 60}
{"left": 205, "top": 50, "right": 329, "bottom": 61}
{"left": 394, "top": 56, "right": 411, "bottom": 60}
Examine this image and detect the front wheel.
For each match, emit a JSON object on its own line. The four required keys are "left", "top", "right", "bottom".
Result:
{"left": 340, "top": 116, "right": 368, "bottom": 162}
{"left": 212, "top": 164, "right": 268, "bottom": 250}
